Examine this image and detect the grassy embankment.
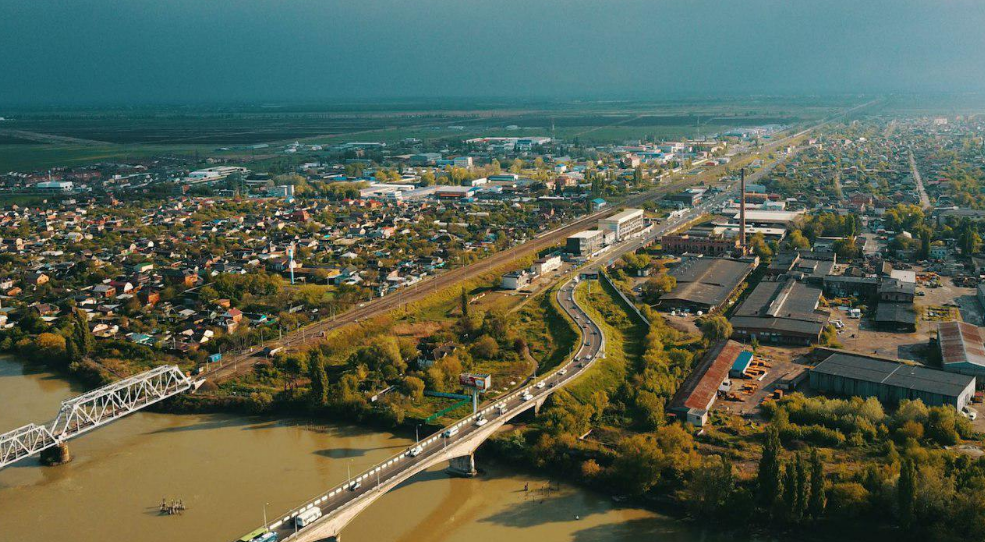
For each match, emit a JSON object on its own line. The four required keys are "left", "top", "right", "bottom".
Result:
{"left": 565, "top": 278, "right": 647, "bottom": 404}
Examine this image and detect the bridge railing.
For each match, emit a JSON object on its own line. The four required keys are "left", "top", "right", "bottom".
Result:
{"left": 269, "top": 275, "right": 603, "bottom": 538}
{"left": 0, "top": 365, "right": 194, "bottom": 470}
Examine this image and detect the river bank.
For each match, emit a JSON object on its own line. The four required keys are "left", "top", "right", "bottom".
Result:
{"left": 0, "top": 355, "right": 725, "bottom": 542}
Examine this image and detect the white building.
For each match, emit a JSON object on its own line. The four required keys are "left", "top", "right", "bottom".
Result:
{"left": 501, "top": 270, "right": 532, "bottom": 290}
{"left": 598, "top": 208, "right": 644, "bottom": 241}
{"left": 530, "top": 255, "right": 562, "bottom": 276}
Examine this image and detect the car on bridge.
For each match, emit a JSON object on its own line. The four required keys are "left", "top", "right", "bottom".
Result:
{"left": 406, "top": 445, "right": 423, "bottom": 457}
{"left": 442, "top": 426, "right": 460, "bottom": 438}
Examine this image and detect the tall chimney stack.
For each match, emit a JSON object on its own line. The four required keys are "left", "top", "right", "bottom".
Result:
{"left": 740, "top": 168, "right": 747, "bottom": 252}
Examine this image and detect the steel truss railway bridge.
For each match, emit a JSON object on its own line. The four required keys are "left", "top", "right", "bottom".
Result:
{"left": 0, "top": 365, "right": 199, "bottom": 469}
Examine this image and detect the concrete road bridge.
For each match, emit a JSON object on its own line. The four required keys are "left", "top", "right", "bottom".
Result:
{"left": 0, "top": 365, "right": 200, "bottom": 469}
{"left": 240, "top": 275, "right": 604, "bottom": 542}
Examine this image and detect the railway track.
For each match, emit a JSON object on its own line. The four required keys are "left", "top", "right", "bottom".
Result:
{"left": 204, "top": 103, "right": 873, "bottom": 382}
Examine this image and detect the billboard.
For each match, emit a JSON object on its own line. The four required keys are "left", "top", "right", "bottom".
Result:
{"left": 459, "top": 373, "right": 491, "bottom": 391}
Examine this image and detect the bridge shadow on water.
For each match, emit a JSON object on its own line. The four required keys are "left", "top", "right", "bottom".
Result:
{"left": 567, "top": 517, "right": 700, "bottom": 542}
{"left": 143, "top": 414, "right": 264, "bottom": 435}
{"left": 312, "top": 443, "right": 408, "bottom": 459}
{"left": 475, "top": 486, "right": 686, "bottom": 539}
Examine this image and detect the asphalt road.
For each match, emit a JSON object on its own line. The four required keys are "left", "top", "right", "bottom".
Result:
{"left": 205, "top": 101, "right": 873, "bottom": 383}
{"left": 258, "top": 273, "right": 604, "bottom": 542}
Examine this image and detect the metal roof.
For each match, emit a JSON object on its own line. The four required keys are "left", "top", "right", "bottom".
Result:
{"left": 662, "top": 258, "right": 755, "bottom": 308}
{"left": 813, "top": 353, "right": 974, "bottom": 398}
{"left": 938, "top": 321, "right": 985, "bottom": 369}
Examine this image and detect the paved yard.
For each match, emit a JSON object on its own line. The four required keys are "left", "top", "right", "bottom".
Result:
{"left": 715, "top": 345, "right": 811, "bottom": 419}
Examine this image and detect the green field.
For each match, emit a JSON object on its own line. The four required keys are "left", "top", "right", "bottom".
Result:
{"left": 0, "top": 97, "right": 850, "bottom": 171}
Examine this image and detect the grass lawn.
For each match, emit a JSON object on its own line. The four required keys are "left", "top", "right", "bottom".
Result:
{"left": 512, "top": 285, "right": 579, "bottom": 374}
{"left": 566, "top": 279, "right": 647, "bottom": 404}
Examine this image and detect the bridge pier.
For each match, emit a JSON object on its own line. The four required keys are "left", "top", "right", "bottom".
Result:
{"left": 446, "top": 452, "right": 477, "bottom": 477}
{"left": 39, "top": 443, "right": 71, "bottom": 466}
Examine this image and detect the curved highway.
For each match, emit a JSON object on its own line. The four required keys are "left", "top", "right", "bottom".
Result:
{"left": 237, "top": 274, "right": 603, "bottom": 542}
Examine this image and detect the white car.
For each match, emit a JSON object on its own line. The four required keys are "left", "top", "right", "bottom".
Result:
{"left": 475, "top": 418, "right": 488, "bottom": 427}
{"left": 963, "top": 407, "right": 978, "bottom": 421}
{"left": 558, "top": 369, "right": 567, "bottom": 376}
{"left": 536, "top": 381, "right": 546, "bottom": 389}
{"left": 407, "top": 445, "right": 423, "bottom": 457}
{"left": 521, "top": 392, "right": 533, "bottom": 402}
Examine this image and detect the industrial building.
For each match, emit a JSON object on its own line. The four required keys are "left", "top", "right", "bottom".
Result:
{"left": 730, "top": 278, "right": 829, "bottom": 345}
{"left": 500, "top": 270, "right": 532, "bottom": 290}
{"left": 598, "top": 208, "right": 644, "bottom": 242}
{"left": 729, "top": 209, "right": 803, "bottom": 229}
{"left": 530, "top": 255, "right": 562, "bottom": 276}
{"left": 809, "top": 352, "right": 976, "bottom": 410}
{"left": 660, "top": 232, "right": 739, "bottom": 256}
{"left": 937, "top": 321, "right": 985, "bottom": 378}
{"left": 767, "top": 251, "right": 837, "bottom": 284}
{"left": 565, "top": 230, "right": 604, "bottom": 258}
{"left": 666, "top": 188, "right": 705, "bottom": 207}
{"left": 670, "top": 340, "right": 749, "bottom": 426}
{"left": 659, "top": 257, "right": 756, "bottom": 313}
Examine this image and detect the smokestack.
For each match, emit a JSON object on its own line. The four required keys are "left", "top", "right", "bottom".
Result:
{"left": 740, "top": 168, "right": 747, "bottom": 252}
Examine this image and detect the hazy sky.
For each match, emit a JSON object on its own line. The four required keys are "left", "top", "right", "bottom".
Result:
{"left": 3, "top": 0, "right": 985, "bottom": 105}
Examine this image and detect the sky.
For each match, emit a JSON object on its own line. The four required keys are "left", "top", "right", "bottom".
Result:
{"left": 2, "top": 0, "right": 985, "bottom": 106}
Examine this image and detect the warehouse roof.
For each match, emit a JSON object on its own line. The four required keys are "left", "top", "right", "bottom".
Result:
{"left": 672, "top": 340, "right": 746, "bottom": 412}
{"left": 731, "top": 278, "right": 828, "bottom": 338}
{"left": 938, "top": 321, "right": 985, "bottom": 369}
{"left": 874, "top": 303, "right": 917, "bottom": 325}
{"left": 661, "top": 257, "right": 755, "bottom": 309}
{"left": 813, "top": 353, "right": 974, "bottom": 397}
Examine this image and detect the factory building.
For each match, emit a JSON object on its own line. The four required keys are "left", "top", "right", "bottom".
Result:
{"left": 730, "top": 277, "right": 829, "bottom": 345}
{"left": 659, "top": 257, "right": 756, "bottom": 313}
{"left": 937, "top": 321, "right": 985, "bottom": 378}
{"left": 670, "top": 340, "right": 749, "bottom": 426}
{"left": 810, "top": 352, "right": 975, "bottom": 410}
{"left": 565, "top": 230, "right": 604, "bottom": 258}
{"left": 597, "top": 208, "right": 644, "bottom": 242}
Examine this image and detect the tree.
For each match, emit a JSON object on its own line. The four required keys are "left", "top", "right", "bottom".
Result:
{"left": 898, "top": 458, "right": 917, "bottom": 529}
{"left": 401, "top": 376, "right": 425, "bottom": 402}
{"left": 959, "top": 220, "right": 982, "bottom": 255}
{"left": 641, "top": 274, "right": 675, "bottom": 303}
{"left": 460, "top": 287, "right": 470, "bottom": 319}
{"left": 795, "top": 452, "right": 810, "bottom": 520}
{"left": 833, "top": 237, "right": 860, "bottom": 259}
{"left": 699, "top": 315, "right": 733, "bottom": 342}
{"left": 308, "top": 358, "right": 329, "bottom": 407}
{"left": 472, "top": 335, "right": 499, "bottom": 359}
{"left": 783, "top": 459, "right": 799, "bottom": 521}
{"left": 786, "top": 230, "right": 811, "bottom": 250}
{"left": 758, "top": 425, "right": 784, "bottom": 508}
{"left": 280, "top": 352, "right": 309, "bottom": 390}
{"left": 808, "top": 448, "right": 826, "bottom": 519}
{"left": 685, "top": 455, "right": 735, "bottom": 517}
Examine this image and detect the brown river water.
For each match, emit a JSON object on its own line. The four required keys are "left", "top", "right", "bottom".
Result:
{"left": 0, "top": 357, "right": 720, "bottom": 542}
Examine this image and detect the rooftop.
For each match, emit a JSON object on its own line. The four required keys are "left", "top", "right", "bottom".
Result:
{"left": 813, "top": 353, "right": 975, "bottom": 398}
{"left": 662, "top": 257, "right": 755, "bottom": 308}
{"left": 938, "top": 321, "right": 985, "bottom": 369}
